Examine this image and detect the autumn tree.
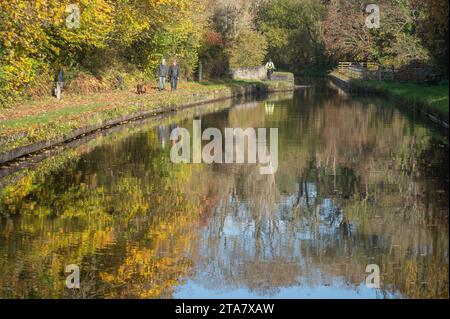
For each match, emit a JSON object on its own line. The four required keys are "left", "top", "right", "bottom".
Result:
{"left": 322, "top": 0, "right": 433, "bottom": 68}
{"left": 0, "top": 0, "right": 207, "bottom": 106}
{"left": 199, "top": 0, "right": 268, "bottom": 76}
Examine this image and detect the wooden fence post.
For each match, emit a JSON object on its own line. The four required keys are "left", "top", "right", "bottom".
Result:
{"left": 198, "top": 61, "right": 203, "bottom": 82}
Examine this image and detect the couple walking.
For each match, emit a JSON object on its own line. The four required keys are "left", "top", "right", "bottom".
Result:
{"left": 157, "top": 59, "right": 180, "bottom": 91}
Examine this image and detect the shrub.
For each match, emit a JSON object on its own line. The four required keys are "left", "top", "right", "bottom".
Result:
{"left": 226, "top": 28, "right": 268, "bottom": 69}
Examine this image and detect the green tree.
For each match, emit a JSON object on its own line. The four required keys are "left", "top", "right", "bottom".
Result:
{"left": 226, "top": 28, "right": 268, "bottom": 69}
{"left": 411, "top": 0, "right": 449, "bottom": 75}
{"left": 256, "top": 0, "right": 327, "bottom": 74}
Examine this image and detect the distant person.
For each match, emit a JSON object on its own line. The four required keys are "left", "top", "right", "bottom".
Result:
{"left": 157, "top": 58, "right": 167, "bottom": 91}
{"left": 168, "top": 60, "right": 180, "bottom": 91}
{"left": 55, "top": 68, "right": 64, "bottom": 99}
{"left": 265, "top": 59, "right": 275, "bottom": 80}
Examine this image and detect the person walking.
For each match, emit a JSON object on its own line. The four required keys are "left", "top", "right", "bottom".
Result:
{"left": 157, "top": 58, "right": 167, "bottom": 91}
{"left": 168, "top": 60, "right": 180, "bottom": 91}
{"left": 265, "top": 59, "right": 275, "bottom": 81}
{"left": 55, "top": 68, "right": 64, "bottom": 99}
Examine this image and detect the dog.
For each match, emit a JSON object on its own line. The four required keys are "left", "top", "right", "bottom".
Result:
{"left": 136, "top": 83, "right": 147, "bottom": 95}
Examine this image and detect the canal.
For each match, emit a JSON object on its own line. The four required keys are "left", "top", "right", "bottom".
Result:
{"left": 0, "top": 80, "right": 448, "bottom": 298}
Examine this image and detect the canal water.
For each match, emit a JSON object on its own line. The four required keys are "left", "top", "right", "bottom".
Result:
{"left": 0, "top": 80, "right": 448, "bottom": 298}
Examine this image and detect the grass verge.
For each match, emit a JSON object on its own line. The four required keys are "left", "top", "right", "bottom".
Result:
{"left": 0, "top": 79, "right": 294, "bottom": 158}
{"left": 351, "top": 79, "right": 449, "bottom": 121}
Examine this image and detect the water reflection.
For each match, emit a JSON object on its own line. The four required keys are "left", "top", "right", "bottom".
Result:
{"left": 0, "top": 83, "right": 448, "bottom": 299}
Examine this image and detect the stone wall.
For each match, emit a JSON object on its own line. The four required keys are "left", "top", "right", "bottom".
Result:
{"left": 230, "top": 66, "right": 295, "bottom": 82}
{"left": 230, "top": 66, "right": 267, "bottom": 80}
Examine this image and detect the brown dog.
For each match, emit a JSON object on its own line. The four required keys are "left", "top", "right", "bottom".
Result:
{"left": 136, "top": 83, "right": 147, "bottom": 94}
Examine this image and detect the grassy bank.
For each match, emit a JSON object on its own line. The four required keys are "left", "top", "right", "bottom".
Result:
{"left": 0, "top": 78, "right": 294, "bottom": 160}
{"left": 351, "top": 79, "right": 449, "bottom": 122}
